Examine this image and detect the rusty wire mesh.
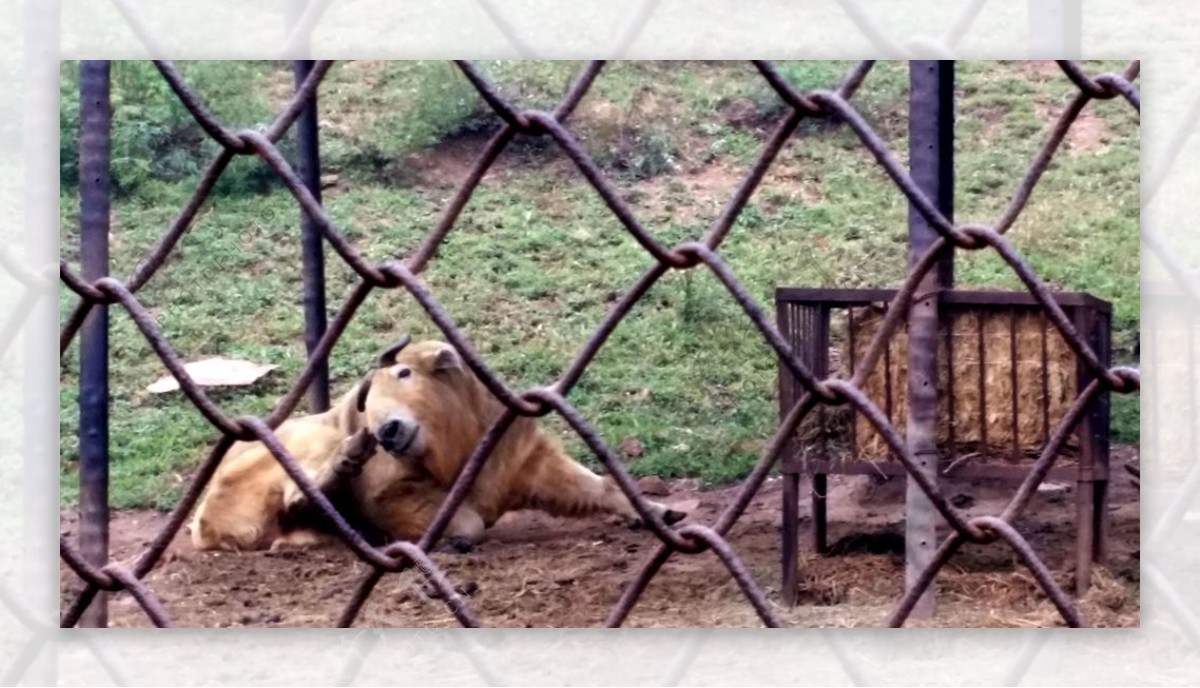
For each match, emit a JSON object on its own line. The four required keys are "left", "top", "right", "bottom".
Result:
{"left": 57, "top": 59, "right": 1141, "bottom": 629}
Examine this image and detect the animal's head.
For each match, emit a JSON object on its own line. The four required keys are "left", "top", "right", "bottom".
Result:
{"left": 354, "top": 336, "right": 483, "bottom": 461}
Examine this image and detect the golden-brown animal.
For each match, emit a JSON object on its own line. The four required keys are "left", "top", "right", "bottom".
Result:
{"left": 188, "top": 419, "right": 353, "bottom": 551}
{"left": 189, "top": 407, "right": 482, "bottom": 552}
{"left": 190, "top": 336, "right": 685, "bottom": 552}
{"left": 352, "top": 337, "right": 687, "bottom": 543}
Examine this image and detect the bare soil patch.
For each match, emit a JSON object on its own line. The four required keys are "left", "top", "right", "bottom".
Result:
{"left": 1035, "top": 99, "right": 1112, "bottom": 155}
{"left": 61, "top": 447, "right": 1140, "bottom": 628}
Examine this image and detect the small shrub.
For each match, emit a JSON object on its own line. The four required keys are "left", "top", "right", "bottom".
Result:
{"left": 379, "top": 62, "right": 492, "bottom": 150}
{"left": 60, "top": 61, "right": 277, "bottom": 200}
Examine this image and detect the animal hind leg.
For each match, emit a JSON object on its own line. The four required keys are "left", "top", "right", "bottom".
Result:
{"left": 412, "top": 490, "right": 487, "bottom": 554}
{"left": 521, "top": 453, "right": 687, "bottom": 528}
{"left": 367, "top": 479, "right": 487, "bottom": 553}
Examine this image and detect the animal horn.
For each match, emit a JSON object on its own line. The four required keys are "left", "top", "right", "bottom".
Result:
{"left": 354, "top": 372, "right": 374, "bottom": 413}
{"left": 378, "top": 334, "right": 413, "bottom": 367}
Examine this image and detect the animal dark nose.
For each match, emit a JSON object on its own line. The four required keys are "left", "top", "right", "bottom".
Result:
{"left": 377, "top": 417, "right": 417, "bottom": 454}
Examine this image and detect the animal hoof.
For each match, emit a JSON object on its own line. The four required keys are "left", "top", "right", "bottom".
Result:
{"left": 663, "top": 509, "right": 687, "bottom": 525}
{"left": 439, "top": 537, "right": 476, "bottom": 554}
{"left": 344, "top": 429, "right": 378, "bottom": 462}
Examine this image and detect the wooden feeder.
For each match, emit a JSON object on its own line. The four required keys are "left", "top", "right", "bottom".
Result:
{"left": 775, "top": 287, "right": 1113, "bottom": 602}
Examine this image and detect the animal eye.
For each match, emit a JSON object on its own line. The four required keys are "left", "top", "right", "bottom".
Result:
{"left": 396, "top": 367, "right": 412, "bottom": 379}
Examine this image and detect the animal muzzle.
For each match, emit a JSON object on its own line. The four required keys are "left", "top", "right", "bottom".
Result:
{"left": 377, "top": 417, "right": 420, "bottom": 456}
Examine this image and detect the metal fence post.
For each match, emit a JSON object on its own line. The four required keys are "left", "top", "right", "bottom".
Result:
{"left": 286, "top": 0, "right": 330, "bottom": 412}
{"left": 905, "top": 60, "right": 955, "bottom": 620}
{"left": 78, "top": 59, "right": 112, "bottom": 628}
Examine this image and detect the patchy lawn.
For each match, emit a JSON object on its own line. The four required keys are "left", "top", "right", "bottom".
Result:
{"left": 59, "top": 60, "right": 1139, "bottom": 508}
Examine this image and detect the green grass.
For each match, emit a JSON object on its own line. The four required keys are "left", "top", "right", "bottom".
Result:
{"left": 59, "top": 60, "right": 1140, "bottom": 508}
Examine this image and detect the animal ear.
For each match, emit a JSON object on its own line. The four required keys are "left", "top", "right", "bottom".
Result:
{"left": 377, "top": 334, "right": 413, "bottom": 368}
{"left": 354, "top": 372, "right": 375, "bottom": 413}
{"left": 432, "top": 346, "right": 461, "bottom": 373}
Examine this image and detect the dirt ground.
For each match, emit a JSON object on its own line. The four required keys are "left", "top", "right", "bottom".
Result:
{"left": 60, "top": 447, "right": 1140, "bottom": 629}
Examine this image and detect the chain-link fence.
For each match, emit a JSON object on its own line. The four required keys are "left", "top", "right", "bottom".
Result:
{"left": 57, "top": 57, "right": 1140, "bottom": 629}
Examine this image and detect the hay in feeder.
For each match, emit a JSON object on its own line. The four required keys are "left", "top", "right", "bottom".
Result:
{"left": 842, "top": 306, "right": 1080, "bottom": 460}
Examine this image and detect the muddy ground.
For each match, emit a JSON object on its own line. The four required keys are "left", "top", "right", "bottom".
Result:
{"left": 60, "top": 447, "right": 1140, "bottom": 629}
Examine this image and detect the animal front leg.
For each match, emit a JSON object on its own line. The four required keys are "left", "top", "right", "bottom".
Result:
{"left": 281, "top": 428, "right": 378, "bottom": 524}
{"left": 600, "top": 476, "right": 688, "bottom": 529}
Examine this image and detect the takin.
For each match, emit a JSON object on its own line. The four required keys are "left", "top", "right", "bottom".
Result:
{"left": 350, "top": 336, "right": 687, "bottom": 546}
{"left": 188, "top": 336, "right": 686, "bottom": 551}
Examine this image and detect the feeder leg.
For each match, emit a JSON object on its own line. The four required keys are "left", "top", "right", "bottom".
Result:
{"left": 782, "top": 471, "right": 800, "bottom": 607}
{"left": 1092, "top": 479, "right": 1110, "bottom": 563}
{"left": 812, "top": 472, "right": 828, "bottom": 554}
{"left": 1075, "top": 479, "right": 1095, "bottom": 596}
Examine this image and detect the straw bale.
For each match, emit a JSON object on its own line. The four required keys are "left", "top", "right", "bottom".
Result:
{"left": 839, "top": 306, "right": 1080, "bottom": 460}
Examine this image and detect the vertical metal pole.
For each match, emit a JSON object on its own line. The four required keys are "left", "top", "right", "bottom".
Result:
{"left": 905, "top": 60, "right": 955, "bottom": 620}
{"left": 1072, "top": 305, "right": 1096, "bottom": 595}
{"left": 812, "top": 472, "right": 828, "bottom": 554}
{"left": 23, "top": 0, "right": 62, "bottom": 678}
{"left": 1093, "top": 307, "right": 1112, "bottom": 563}
{"left": 777, "top": 300, "right": 799, "bottom": 606}
{"left": 812, "top": 307, "right": 830, "bottom": 556}
{"left": 781, "top": 471, "right": 799, "bottom": 606}
{"left": 285, "top": 0, "right": 330, "bottom": 412}
{"left": 1073, "top": 302, "right": 1113, "bottom": 595}
{"left": 78, "top": 59, "right": 112, "bottom": 628}
{"left": 1028, "top": 0, "right": 1083, "bottom": 57}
